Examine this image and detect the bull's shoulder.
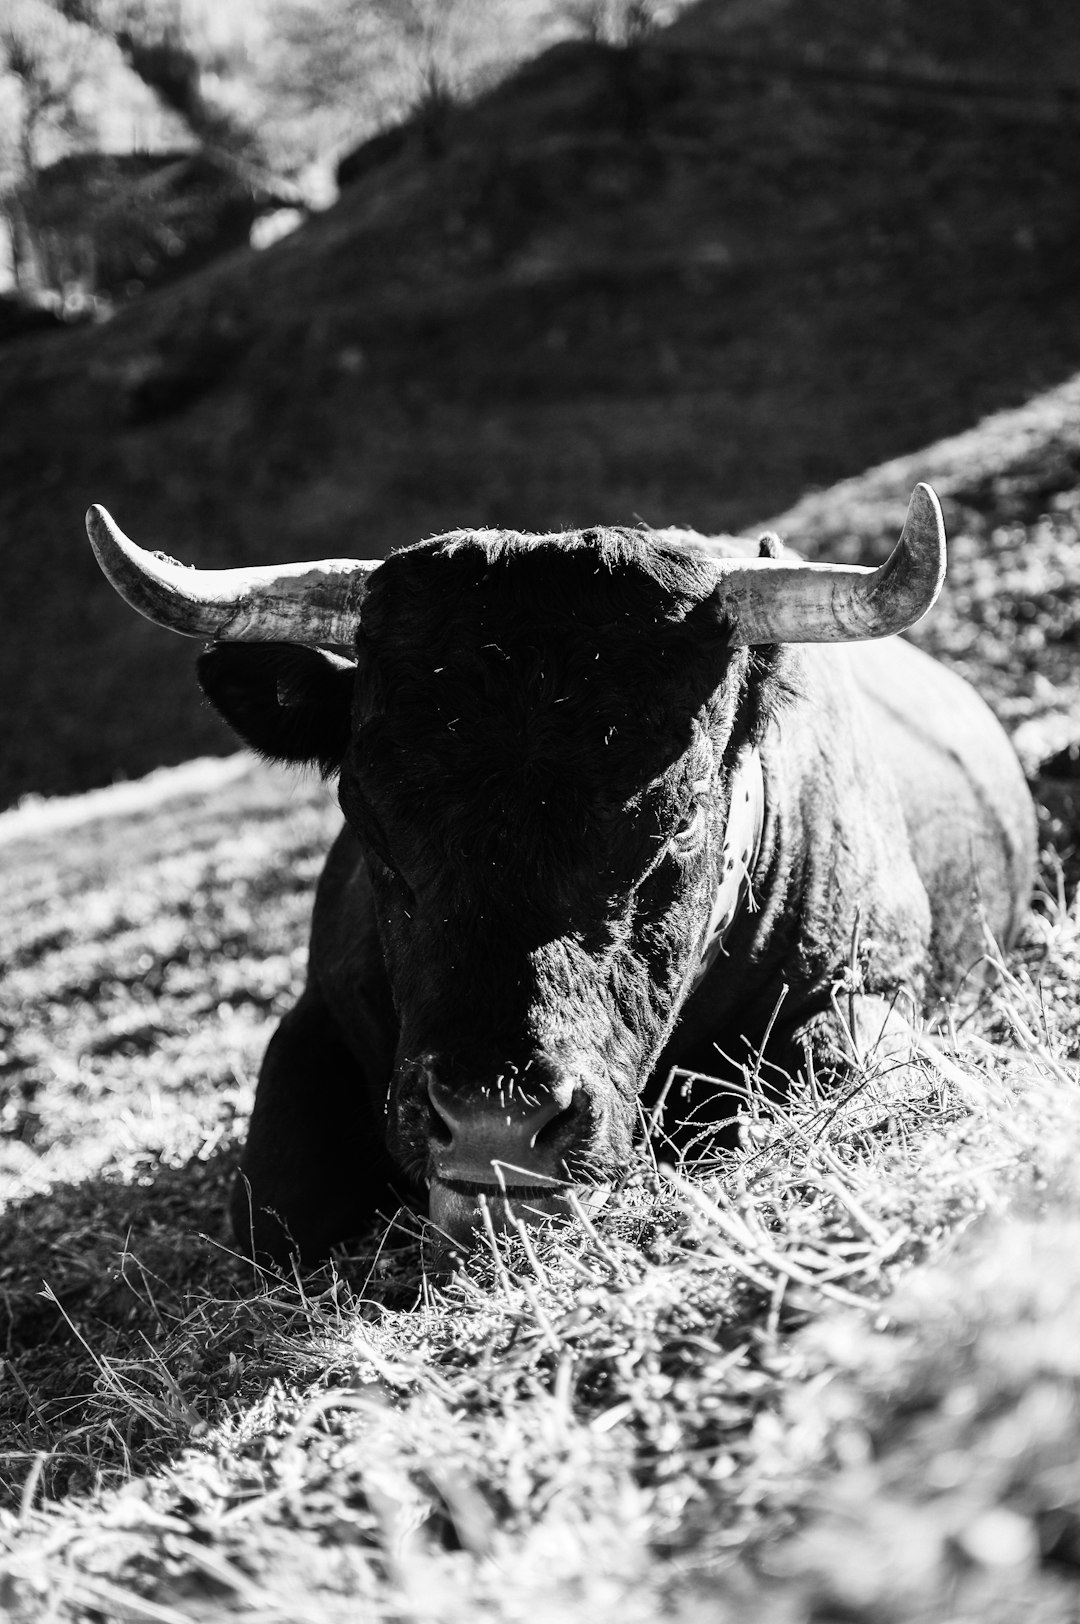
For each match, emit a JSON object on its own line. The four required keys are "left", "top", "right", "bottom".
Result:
{"left": 794, "top": 637, "right": 1036, "bottom": 965}
{"left": 837, "top": 636, "right": 1022, "bottom": 766}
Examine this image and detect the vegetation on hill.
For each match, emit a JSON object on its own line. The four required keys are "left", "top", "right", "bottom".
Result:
{"left": 3, "top": 0, "right": 1080, "bottom": 805}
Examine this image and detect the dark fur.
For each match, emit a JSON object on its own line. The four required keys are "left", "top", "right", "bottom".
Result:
{"left": 198, "top": 644, "right": 355, "bottom": 778}
{"left": 199, "top": 526, "right": 1037, "bottom": 1264}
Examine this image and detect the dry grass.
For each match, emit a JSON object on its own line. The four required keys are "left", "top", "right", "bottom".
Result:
{"left": 1, "top": 809, "right": 1078, "bottom": 1620}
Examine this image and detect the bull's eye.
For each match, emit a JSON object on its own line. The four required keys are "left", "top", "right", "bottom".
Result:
{"left": 339, "top": 779, "right": 400, "bottom": 874}
{"left": 671, "top": 799, "right": 707, "bottom": 854}
{"left": 362, "top": 842, "right": 418, "bottom": 912}
{"left": 372, "top": 854, "right": 414, "bottom": 903}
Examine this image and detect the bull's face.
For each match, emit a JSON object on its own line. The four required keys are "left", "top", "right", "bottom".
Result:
{"left": 335, "top": 537, "right": 766, "bottom": 1241}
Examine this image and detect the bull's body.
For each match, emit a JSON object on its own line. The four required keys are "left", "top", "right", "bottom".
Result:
{"left": 203, "top": 530, "right": 1034, "bottom": 1263}
{"left": 84, "top": 498, "right": 1036, "bottom": 1263}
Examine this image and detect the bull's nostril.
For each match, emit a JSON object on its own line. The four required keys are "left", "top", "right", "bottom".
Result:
{"left": 532, "top": 1091, "right": 576, "bottom": 1147}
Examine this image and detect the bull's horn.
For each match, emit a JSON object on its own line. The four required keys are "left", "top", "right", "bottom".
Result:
{"left": 86, "top": 505, "right": 376, "bottom": 644}
{"left": 713, "top": 483, "right": 946, "bottom": 645}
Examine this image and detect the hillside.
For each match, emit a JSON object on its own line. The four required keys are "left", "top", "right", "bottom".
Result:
{"left": 4, "top": 0, "right": 1080, "bottom": 805}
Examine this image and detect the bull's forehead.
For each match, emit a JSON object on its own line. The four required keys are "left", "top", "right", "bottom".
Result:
{"left": 361, "top": 526, "right": 722, "bottom": 635}
{"left": 352, "top": 530, "right": 741, "bottom": 785}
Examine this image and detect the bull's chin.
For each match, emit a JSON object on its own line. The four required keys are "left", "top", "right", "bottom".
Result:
{"left": 426, "top": 1175, "right": 605, "bottom": 1256}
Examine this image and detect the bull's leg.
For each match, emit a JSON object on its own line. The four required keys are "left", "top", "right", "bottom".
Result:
{"left": 777, "top": 990, "right": 929, "bottom": 1109}
{"left": 652, "top": 991, "right": 927, "bottom": 1154}
{"left": 230, "top": 986, "right": 402, "bottom": 1268}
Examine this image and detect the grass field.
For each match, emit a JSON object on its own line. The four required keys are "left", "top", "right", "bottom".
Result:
{"left": 2, "top": 369, "right": 1080, "bottom": 1618}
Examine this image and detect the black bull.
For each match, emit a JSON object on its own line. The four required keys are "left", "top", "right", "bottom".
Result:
{"left": 86, "top": 495, "right": 1035, "bottom": 1261}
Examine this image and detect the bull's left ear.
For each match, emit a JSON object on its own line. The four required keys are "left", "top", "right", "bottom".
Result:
{"left": 197, "top": 644, "right": 356, "bottom": 777}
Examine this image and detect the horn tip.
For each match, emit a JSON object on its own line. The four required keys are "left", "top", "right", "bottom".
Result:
{"left": 903, "top": 483, "right": 947, "bottom": 581}
{"left": 909, "top": 482, "right": 945, "bottom": 533}
{"left": 85, "top": 503, "right": 121, "bottom": 554}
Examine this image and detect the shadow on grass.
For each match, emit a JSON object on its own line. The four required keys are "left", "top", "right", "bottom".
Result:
{"left": 0, "top": 1139, "right": 432, "bottom": 1511}
{"left": 0, "top": 1146, "right": 236, "bottom": 1503}
{"left": 1, "top": 1147, "right": 292, "bottom": 1506}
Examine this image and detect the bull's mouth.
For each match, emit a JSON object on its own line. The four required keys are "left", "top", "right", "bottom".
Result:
{"left": 433, "top": 1174, "right": 569, "bottom": 1200}
{"left": 426, "top": 1172, "right": 608, "bottom": 1255}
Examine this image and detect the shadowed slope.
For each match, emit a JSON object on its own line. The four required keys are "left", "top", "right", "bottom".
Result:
{"left": 4, "top": 0, "right": 1080, "bottom": 803}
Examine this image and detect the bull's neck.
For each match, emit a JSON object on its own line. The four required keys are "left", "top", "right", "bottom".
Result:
{"left": 689, "top": 746, "right": 765, "bottom": 994}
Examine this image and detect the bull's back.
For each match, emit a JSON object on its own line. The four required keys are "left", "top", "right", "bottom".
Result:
{"left": 844, "top": 636, "right": 1036, "bottom": 987}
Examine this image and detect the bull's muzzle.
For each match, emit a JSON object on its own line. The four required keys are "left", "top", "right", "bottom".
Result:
{"left": 425, "top": 1071, "right": 586, "bottom": 1250}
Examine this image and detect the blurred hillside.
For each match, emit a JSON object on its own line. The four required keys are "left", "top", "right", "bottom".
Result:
{"left": 3, "top": 0, "right": 1080, "bottom": 806}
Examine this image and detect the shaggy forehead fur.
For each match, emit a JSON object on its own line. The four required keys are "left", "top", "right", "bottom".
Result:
{"left": 345, "top": 527, "right": 791, "bottom": 925}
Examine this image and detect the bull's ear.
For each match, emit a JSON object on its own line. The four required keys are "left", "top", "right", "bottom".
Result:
{"left": 197, "top": 644, "right": 355, "bottom": 777}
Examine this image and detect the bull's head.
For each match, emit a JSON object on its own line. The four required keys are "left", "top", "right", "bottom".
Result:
{"left": 87, "top": 490, "right": 944, "bottom": 1247}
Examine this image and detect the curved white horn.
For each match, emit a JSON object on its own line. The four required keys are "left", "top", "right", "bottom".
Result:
{"left": 711, "top": 483, "right": 946, "bottom": 645}
{"left": 86, "top": 505, "right": 377, "bottom": 644}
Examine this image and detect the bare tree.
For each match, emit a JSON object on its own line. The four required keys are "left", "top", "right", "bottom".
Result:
{"left": 560, "top": 0, "right": 672, "bottom": 47}
{"left": 0, "top": 0, "right": 105, "bottom": 292}
{"left": 260, "top": 0, "right": 528, "bottom": 173}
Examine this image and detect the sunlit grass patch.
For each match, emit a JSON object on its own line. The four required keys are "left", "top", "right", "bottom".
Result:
{"left": 2, "top": 880, "right": 1077, "bottom": 1620}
